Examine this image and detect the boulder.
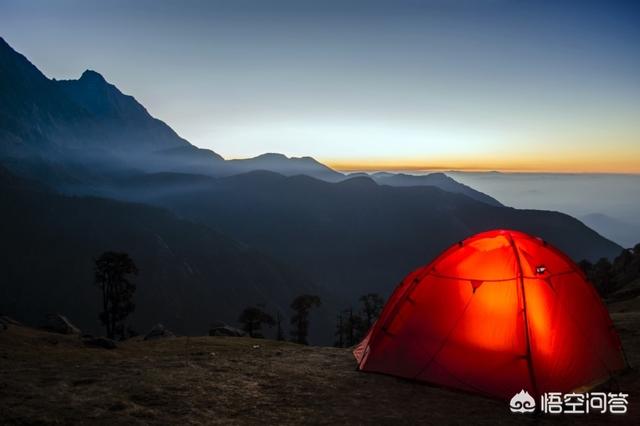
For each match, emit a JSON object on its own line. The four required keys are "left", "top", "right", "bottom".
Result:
{"left": 41, "top": 314, "right": 81, "bottom": 335}
{"left": 209, "top": 322, "right": 246, "bottom": 337}
{"left": 144, "top": 323, "right": 175, "bottom": 341}
{"left": 0, "top": 315, "right": 17, "bottom": 332}
{"left": 0, "top": 315, "right": 22, "bottom": 326}
{"left": 83, "top": 336, "right": 117, "bottom": 349}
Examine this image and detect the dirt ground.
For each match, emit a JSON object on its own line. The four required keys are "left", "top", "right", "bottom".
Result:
{"left": 1, "top": 303, "right": 639, "bottom": 425}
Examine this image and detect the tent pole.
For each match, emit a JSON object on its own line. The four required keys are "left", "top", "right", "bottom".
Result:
{"left": 508, "top": 233, "right": 540, "bottom": 398}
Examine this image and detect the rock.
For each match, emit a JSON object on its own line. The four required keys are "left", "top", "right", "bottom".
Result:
{"left": 83, "top": 336, "right": 117, "bottom": 349}
{"left": 210, "top": 320, "right": 226, "bottom": 329}
{"left": 143, "top": 323, "right": 175, "bottom": 341}
{"left": 209, "top": 322, "right": 246, "bottom": 337}
{"left": 41, "top": 314, "right": 81, "bottom": 335}
{"left": 0, "top": 315, "right": 22, "bottom": 326}
{"left": 1, "top": 315, "right": 22, "bottom": 332}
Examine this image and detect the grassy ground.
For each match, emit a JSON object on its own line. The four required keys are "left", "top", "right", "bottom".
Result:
{"left": 1, "top": 303, "right": 639, "bottom": 425}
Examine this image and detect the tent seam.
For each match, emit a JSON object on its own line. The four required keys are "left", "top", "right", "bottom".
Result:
{"left": 508, "top": 231, "right": 540, "bottom": 398}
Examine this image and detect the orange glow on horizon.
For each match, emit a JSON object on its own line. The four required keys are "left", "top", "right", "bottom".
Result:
{"left": 323, "top": 156, "right": 640, "bottom": 174}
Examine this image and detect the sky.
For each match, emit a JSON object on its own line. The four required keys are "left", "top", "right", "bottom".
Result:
{"left": 1, "top": 0, "right": 639, "bottom": 172}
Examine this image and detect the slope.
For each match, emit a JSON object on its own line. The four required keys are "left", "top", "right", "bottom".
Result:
{"left": 0, "top": 167, "right": 320, "bottom": 338}
{"left": 115, "top": 172, "right": 622, "bottom": 300}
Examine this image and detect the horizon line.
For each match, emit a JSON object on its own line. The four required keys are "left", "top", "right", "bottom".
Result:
{"left": 219, "top": 154, "right": 640, "bottom": 175}
{"left": 322, "top": 163, "right": 640, "bottom": 175}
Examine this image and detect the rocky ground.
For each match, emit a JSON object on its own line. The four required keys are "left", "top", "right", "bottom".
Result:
{"left": 1, "top": 302, "right": 639, "bottom": 425}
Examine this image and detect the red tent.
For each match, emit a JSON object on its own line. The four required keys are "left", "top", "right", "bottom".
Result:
{"left": 354, "top": 229, "right": 625, "bottom": 399}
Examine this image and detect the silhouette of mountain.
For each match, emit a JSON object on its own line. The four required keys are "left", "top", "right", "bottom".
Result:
{"left": 113, "top": 170, "right": 622, "bottom": 300}
{"left": 581, "top": 213, "right": 640, "bottom": 249}
{"left": 226, "top": 153, "right": 344, "bottom": 182}
{"left": 0, "top": 37, "right": 88, "bottom": 156}
{"left": 0, "top": 38, "right": 346, "bottom": 183}
{"left": 0, "top": 166, "right": 326, "bottom": 338}
{"left": 370, "top": 172, "right": 502, "bottom": 206}
{"left": 0, "top": 37, "right": 624, "bottom": 338}
{"left": 0, "top": 38, "right": 189, "bottom": 157}
{"left": 0, "top": 37, "right": 507, "bottom": 204}
{"left": 56, "top": 69, "right": 191, "bottom": 152}
{"left": 446, "top": 171, "right": 640, "bottom": 246}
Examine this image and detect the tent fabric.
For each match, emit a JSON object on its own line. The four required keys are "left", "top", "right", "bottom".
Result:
{"left": 354, "top": 229, "right": 625, "bottom": 400}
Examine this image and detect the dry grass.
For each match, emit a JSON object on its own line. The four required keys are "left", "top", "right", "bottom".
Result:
{"left": 1, "top": 305, "right": 639, "bottom": 425}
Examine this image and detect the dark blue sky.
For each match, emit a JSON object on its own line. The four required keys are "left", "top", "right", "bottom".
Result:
{"left": 1, "top": 0, "right": 638, "bottom": 171}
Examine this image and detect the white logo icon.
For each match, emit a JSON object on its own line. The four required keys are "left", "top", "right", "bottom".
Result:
{"left": 510, "top": 390, "right": 536, "bottom": 413}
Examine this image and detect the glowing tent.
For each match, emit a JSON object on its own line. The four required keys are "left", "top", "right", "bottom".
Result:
{"left": 354, "top": 229, "right": 625, "bottom": 399}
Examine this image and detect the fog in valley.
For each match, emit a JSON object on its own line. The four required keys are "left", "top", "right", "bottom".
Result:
{"left": 448, "top": 172, "right": 640, "bottom": 248}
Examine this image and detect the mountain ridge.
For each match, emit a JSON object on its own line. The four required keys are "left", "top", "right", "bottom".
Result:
{"left": 0, "top": 37, "right": 503, "bottom": 205}
{"left": 114, "top": 169, "right": 622, "bottom": 301}
{"left": 0, "top": 37, "right": 625, "bottom": 340}
{"left": 0, "top": 165, "right": 330, "bottom": 339}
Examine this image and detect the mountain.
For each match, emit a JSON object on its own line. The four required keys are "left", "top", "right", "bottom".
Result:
{"left": 0, "top": 37, "right": 346, "bottom": 184}
{"left": 0, "top": 37, "right": 625, "bottom": 338}
{"left": 0, "top": 36, "right": 202, "bottom": 189}
{"left": 0, "top": 166, "right": 328, "bottom": 338}
{"left": 370, "top": 172, "right": 502, "bottom": 206}
{"left": 226, "top": 153, "right": 345, "bottom": 182}
{"left": 0, "top": 37, "right": 88, "bottom": 156}
{"left": 446, "top": 171, "right": 640, "bottom": 246}
{"left": 0, "top": 38, "right": 189, "bottom": 156}
{"left": 148, "top": 151, "right": 345, "bottom": 182}
{"left": 56, "top": 69, "right": 192, "bottom": 152}
{"left": 581, "top": 213, "right": 640, "bottom": 249}
{"left": 0, "top": 37, "right": 506, "bottom": 205}
{"left": 111, "top": 170, "right": 622, "bottom": 300}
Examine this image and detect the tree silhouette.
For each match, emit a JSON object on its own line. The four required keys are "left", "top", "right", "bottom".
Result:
{"left": 290, "top": 294, "right": 321, "bottom": 345}
{"left": 592, "top": 258, "right": 614, "bottom": 295}
{"left": 580, "top": 257, "right": 614, "bottom": 296}
{"left": 612, "top": 244, "right": 640, "bottom": 293}
{"left": 344, "top": 307, "right": 362, "bottom": 346}
{"left": 94, "top": 252, "right": 138, "bottom": 339}
{"left": 335, "top": 293, "right": 385, "bottom": 347}
{"left": 275, "top": 311, "right": 285, "bottom": 341}
{"left": 359, "top": 293, "right": 384, "bottom": 330}
{"left": 335, "top": 307, "right": 363, "bottom": 347}
{"left": 334, "top": 312, "right": 344, "bottom": 347}
{"left": 579, "top": 245, "right": 640, "bottom": 298}
{"left": 238, "top": 306, "right": 275, "bottom": 338}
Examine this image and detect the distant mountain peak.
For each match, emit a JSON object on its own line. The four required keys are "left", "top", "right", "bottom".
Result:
{"left": 254, "top": 153, "right": 288, "bottom": 160}
{"left": 0, "top": 36, "right": 21, "bottom": 57}
{"left": 0, "top": 36, "right": 10, "bottom": 49}
{"left": 298, "top": 156, "right": 322, "bottom": 164}
{"left": 0, "top": 37, "right": 196, "bottom": 156}
{"left": 251, "top": 153, "right": 323, "bottom": 164}
{"left": 337, "top": 175, "right": 378, "bottom": 187}
{"left": 0, "top": 36, "right": 49, "bottom": 82}
{"left": 370, "top": 171, "right": 503, "bottom": 207}
{"left": 79, "top": 69, "right": 107, "bottom": 84}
